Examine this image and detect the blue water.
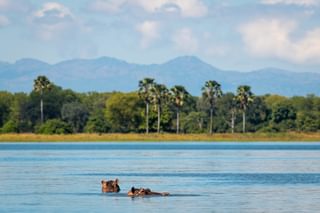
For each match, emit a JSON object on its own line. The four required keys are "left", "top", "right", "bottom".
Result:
{"left": 1, "top": 142, "right": 320, "bottom": 212}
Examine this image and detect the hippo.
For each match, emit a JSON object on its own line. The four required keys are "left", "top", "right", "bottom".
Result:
{"left": 101, "top": 178, "right": 120, "bottom": 193}
{"left": 127, "top": 187, "right": 169, "bottom": 196}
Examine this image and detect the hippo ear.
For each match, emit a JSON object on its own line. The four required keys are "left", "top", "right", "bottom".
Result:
{"left": 115, "top": 178, "right": 119, "bottom": 184}
{"left": 101, "top": 180, "right": 104, "bottom": 184}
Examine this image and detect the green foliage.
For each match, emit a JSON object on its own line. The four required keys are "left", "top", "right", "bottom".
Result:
{"left": 246, "top": 96, "right": 271, "bottom": 132}
{"left": 149, "top": 83, "right": 170, "bottom": 133}
{"left": 33, "top": 76, "right": 52, "bottom": 93}
{"left": 235, "top": 85, "right": 254, "bottom": 133}
{"left": 235, "top": 85, "right": 254, "bottom": 111}
{"left": 258, "top": 125, "right": 280, "bottom": 133}
{"left": 182, "top": 96, "right": 197, "bottom": 113}
{"left": 79, "top": 92, "right": 110, "bottom": 113}
{"left": 197, "top": 96, "right": 210, "bottom": 112}
{"left": 85, "top": 110, "right": 110, "bottom": 133}
{"left": 271, "top": 101, "right": 297, "bottom": 131}
{"left": 27, "top": 85, "right": 78, "bottom": 125}
{"left": 290, "top": 95, "right": 315, "bottom": 112}
{"left": 215, "top": 93, "right": 238, "bottom": 133}
{"left": 1, "top": 78, "right": 320, "bottom": 134}
{"left": 202, "top": 80, "right": 222, "bottom": 134}
{"left": 0, "top": 91, "right": 13, "bottom": 127}
{"left": 138, "top": 78, "right": 155, "bottom": 104}
{"left": 141, "top": 106, "right": 172, "bottom": 133}
{"left": 201, "top": 80, "right": 222, "bottom": 106}
{"left": 106, "top": 92, "right": 144, "bottom": 133}
{"left": 9, "top": 93, "right": 32, "bottom": 132}
{"left": 264, "top": 94, "right": 287, "bottom": 109}
{"left": 170, "top": 85, "right": 190, "bottom": 133}
{"left": 170, "top": 85, "right": 190, "bottom": 108}
{"left": 33, "top": 75, "right": 52, "bottom": 123}
{"left": 61, "top": 102, "right": 89, "bottom": 133}
{"left": 150, "top": 84, "right": 169, "bottom": 107}
{"left": 138, "top": 78, "right": 156, "bottom": 134}
{"left": 181, "top": 112, "right": 207, "bottom": 133}
{"left": 1, "top": 120, "right": 19, "bottom": 133}
{"left": 272, "top": 101, "right": 296, "bottom": 123}
{"left": 155, "top": 104, "right": 174, "bottom": 132}
{"left": 36, "top": 119, "right": 73, "bottom": 134}
{"left": 296, "top": 112, "right": 320, "bottom": 132}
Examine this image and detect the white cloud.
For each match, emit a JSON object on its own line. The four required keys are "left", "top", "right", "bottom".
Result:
{"left": 0, "top": 15, "right": 9, "bottom": 27}
{"left": 33, "top": 2, "right": 74, "bottom": 21}
{"left": 31, "top": 2, "right": 75, "bottom": 40}
{"left": 89, "top": 0, "right": 207, "bottom": 17}
{"left": 136, "top": 20, "right": 160, "bottom": 48}
{"left": 172, "top": 28, "right": 198, "bottom": 52}
{"left": 295, "top": 28, "right": 320, "bottom": 62}
{"left": 135, "top": 0, "right": 207, "bottom": 17}
{"left": 239, "top": 18, "right": 320, "bottom": 63}
{"left": 261, "top": 0, "right": 318, "bottom": 6}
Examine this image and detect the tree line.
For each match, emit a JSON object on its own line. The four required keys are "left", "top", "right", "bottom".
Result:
{"left": 0, "top": 75, "right": 319, "bottom": 134}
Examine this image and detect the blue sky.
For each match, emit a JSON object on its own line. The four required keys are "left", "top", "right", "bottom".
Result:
{"left": 0, "top": 0, "right": 320, "bottom": 72}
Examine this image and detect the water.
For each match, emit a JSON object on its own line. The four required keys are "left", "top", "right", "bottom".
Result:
{"left": 1, "top": 142, "right": 320, "bottom": 213}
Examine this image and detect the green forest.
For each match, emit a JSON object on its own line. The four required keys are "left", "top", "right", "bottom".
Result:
{"left": 0, "top": 76, "right": 319, "bottom": 134}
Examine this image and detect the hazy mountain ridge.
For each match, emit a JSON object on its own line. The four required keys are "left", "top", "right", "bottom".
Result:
{"left": 0, "top": 56, "right": 319, "bottom": 96}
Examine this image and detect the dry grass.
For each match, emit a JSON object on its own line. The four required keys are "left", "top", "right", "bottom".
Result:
{"left": 0, "top": 132, "right": 320, "bottom": 142}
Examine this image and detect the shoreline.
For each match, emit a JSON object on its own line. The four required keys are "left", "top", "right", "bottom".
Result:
{"left": 0, "top": 133, "right": 320, "bottom": 142}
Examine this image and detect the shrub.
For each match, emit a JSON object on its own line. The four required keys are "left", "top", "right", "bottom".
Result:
{"left": 36, "top": 119, "right": 73, "bottom": 134}
{"left": 85, "top": 111, "right": 110, "bottom": 134}
{"left": 258, "top": 125, "right": 280, "bottom": 133}
{"left": 1, "top": 120, "right": 19, "bottom": 133}
{"left": 296, "top": 112, "right": 320, "bottom": 132}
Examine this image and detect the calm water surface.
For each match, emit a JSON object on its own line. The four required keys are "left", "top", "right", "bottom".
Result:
{"left": 1, "top": 142, "right": 320, "bottom": 213}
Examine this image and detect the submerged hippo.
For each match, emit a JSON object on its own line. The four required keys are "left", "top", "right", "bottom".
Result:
{"left": 101, "top": 178, "right": 120, "bottom": 193}
{"left": 127, "top": 187, "right": 169, "bottom": 196}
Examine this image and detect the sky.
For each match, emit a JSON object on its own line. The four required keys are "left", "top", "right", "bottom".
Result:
{"left": 0, "top": 0, "right": 320, "bottom": 72}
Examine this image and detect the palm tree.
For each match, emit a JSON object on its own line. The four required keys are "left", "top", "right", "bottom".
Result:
{"left": 235, "top": 85, "right": 254, "bottom": 133}
{"left": 202, "top": 80, "right": 222, "bottom": 134}
{"left": 170, "top": 85, "right": 190, "bottom": 134}
{"left": 230, "top": 100, "right": 237, "bottom": 134}
{"left": 33, "top": 76, "right": 52, "bottom": 124}
{"left": 138, "top": 78, "right": 155, "bottom": 134}
{"left": 150, "top": 83, "right": 169, "bottom": 133}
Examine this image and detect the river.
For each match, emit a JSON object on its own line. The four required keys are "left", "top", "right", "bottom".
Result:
{"left": 1, "top": 142, "right": 320, "bottom": 212}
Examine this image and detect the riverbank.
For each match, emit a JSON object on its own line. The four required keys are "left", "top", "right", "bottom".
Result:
{"left": 0, "top": 132, "right": 320, "bottom": 142}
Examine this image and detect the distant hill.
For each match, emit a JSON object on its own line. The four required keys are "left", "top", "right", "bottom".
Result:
{"left": 0, "top": 56, "right": 319, "bottom": 96}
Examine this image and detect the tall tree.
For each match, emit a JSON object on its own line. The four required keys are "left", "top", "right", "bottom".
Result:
{"left": 61, "top": 102, "right": 89, "bottom": 133}
{"left": 271, "top": 100, "right": 296, "bottom": 131}
{"left": 235, "top": 85, "right": 254, "bottom": 133}
{"left": 229, "top": 97, "right": 239, "bottom": 134}
{"left": 230, "top": 104, "right": 237, "bottom": 134}
{"left": 170, "top": 85, "right": 190, "bottom": 134}
{"left": 105, "top": 93, "right": 143, "bottom": 133}
{"left": 202, "top": 80, "right": 222, "bottom": 134}
{"left": 33, "top": 76, "right": 52, "bottom": 124}
{"left": 150, "top": 84, "right": 169, "bottom": 133}
{"left": 138, "top": 78, "right": 155, "bottom": 134}
{"left": 0, "top": 91, "right": 13, "bottom": 128}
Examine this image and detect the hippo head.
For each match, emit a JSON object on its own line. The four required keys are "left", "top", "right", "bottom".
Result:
{"left": 128, "top": 187, "right": 169, "bottom": 196}
{"left": 101, "top": 178, "right": 120, "bottom": 193}
{"left": 129, "top": 187, "right": 151, "bottom": 196}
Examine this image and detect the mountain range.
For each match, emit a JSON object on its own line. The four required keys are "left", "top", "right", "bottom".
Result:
{"left": 0, "top": 56, "right": 319, "bottom": 96}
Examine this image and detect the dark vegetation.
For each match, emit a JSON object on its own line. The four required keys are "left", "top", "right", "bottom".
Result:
{"left": 0, "top": 76, "right": 319, "bottom": 134}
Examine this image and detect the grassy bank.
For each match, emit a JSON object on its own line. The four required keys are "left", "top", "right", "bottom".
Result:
{"left": 0, "top": 132, "right": 320, "bottom": 142}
